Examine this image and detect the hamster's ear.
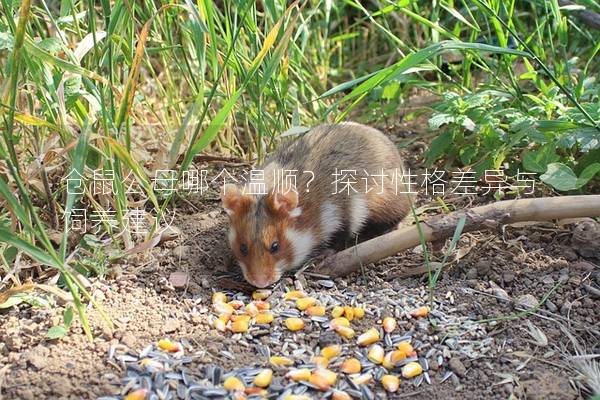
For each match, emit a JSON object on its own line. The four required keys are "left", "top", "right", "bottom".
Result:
{"left": 221, "top": 184, "right": 253, "bottom": 216}
{"left": 267, "top": 189, "right": 301, "bottom": 218}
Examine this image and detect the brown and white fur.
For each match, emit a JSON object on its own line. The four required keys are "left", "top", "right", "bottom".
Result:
{"left": 221, "top": 122, "right": 412, "bottom": 288}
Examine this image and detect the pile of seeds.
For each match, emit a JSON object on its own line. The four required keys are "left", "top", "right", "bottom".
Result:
{"left": 103, "top": 280, "right": 494, "bottom": 399}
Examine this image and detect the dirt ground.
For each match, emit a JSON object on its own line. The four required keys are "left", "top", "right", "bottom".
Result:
{"left": 1, "top": 121, "right": 599, "bottom": 400}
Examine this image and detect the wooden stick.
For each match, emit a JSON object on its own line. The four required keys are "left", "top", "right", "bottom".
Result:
{"left": 318, "top": 195, "right": 600, "bottom": 278}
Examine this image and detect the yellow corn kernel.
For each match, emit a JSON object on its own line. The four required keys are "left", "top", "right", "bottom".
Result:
{"left": 340, "top": 358, "right": 361, "bottom": 374}
{"left": 252, "top": 289, "right": 271, "bottom": 300}
{"left": 296, "top": 297, "right": 317, "bottom": 311}
{"left": 218, "top": 314, "right": 231, "bottom": 324}
{"left": 283, "top": 395, "right": 311, "bottom": 400}
{"left": 157, "top": 339, "right": 181, "bottom": 353}
{"left": 313, "top": 368, "right": 337, "bottom": 386}
{"left": 285, "top": 317, "right": 305, "bottom": 331}
{"left": 245, "top": 303, "right": 259, "bottom": 317}
{"left": 321, "top": 344, "right": 341, "bottom": 360}
{"left": 124, "top": 389, "right": 148, "bottom": 400}
{"left": 367, "top": 344, "right": 384, "bottom": 364}
{"left": 253, "top": 300, "right": 270, "bottom": 311}
{"left": 269, "top": 356, "right": 294, "bottom": 367}
{"left": 305, "top": 305, "right": 326, "bottom": 316}
{"left": 139, "top": 358, "right": 165, "bottom": 371}
{"left": 352, "top": 372, "right": 373, "bottom": 385}
{"left": 228, "top": 300, "right": 245, "bottom": 310}
{"left": 285, "top": 368, "right": 311, "bottom": 382}
{"left": 353, "top": 307, "right": 365, "bottom": 319}
{"left": 410, "top": 306, "right": 430, "bottom": 318}
{"left": 331, "top": 305, "right": 344, "bottom": 318}
{"left": 213, "top": 318, "right": 227, "bottom": 332}
{"left": 254, "top": 313, "right": 274, "bottom": 324}
{"left": 401, "top": 361, "right": 423, "bottom": 378}
{"left": 396, "top": 341, "right": 414, "bottom": 357}
{"left": 284, "top": 290, "right": 306, "bottom": 300}
{"left": 232, "top": 392, "right": 246, "bottom": 400}
{"left": 230, "top": 315, "right": 251, "bottom": 323}
{"left": 312, "top": 356, "right": 329, "bottom": 368}
{"left": 383, "top": 350, "right": 406, "bottom": 370}
{"left": 308, "top": 372, "right": 331, "bottom": 391}
{"left": 224, "top": 376, "right": 245, "bottom": 391}
{"left": 357, "top": 328, "right": 380, "bottom": 346}
{"left": 343, "top": 306, "right": 354, "bottom": 321}
{"left": 382, "top": 317, "right": 397, "bottom": 333}
{"left": 213, "top": 302, "right": 234, "bottom": 315}
{"left": 330, "top": 317, "right": 350, "bottom": 330}
{"left": 244, "top": 387, "right": 267, "bottom": 395}
{"left": 331, "top": 390, "right": 352, "bottom": 400}
{"left": 230, "top": 319, "right": 249, "bottom": 333}
{"left": 212, "top": 292, "right": 228, "bottom": 304}
{"left": 334, "top": 325, "right": 355, "bottom": 339}
{"left": 381, "top": 375, "right": 400, "bottom": 392}
{"left": 253, "top": 369, "right": 273, "bottom": 387}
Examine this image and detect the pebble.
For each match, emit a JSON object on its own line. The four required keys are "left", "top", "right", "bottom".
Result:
{"left": 449, "top": 357, "right": 467, "bottom": 377}
{"left": 545, "top": 300, "right": 557, "bottom": 313}
{"left": 502, "top": 272, "right": 515, "bottom": 284}
{"left": 475, "top": 260, "right": 491, "bottom": 276}
{"left": 466, "top": 268, "right": 478, "bottom": 280}
{"left": 517, "top": 294, "right": 539, "bottom": 309}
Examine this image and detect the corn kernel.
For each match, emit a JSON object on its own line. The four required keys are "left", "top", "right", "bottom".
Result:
{"left": 124, "top": 389, "right": 148, "bottom": 400}
{"left": 139, "top": 358, "right": 165, "bottom": 371}
{"left": 312, "top": 356, "right": 329, "bottom": 368}
{"left": 410, "top": 306, "right": 430, "bottom": 318}
{"left": 401, "top": 361, "right": 423, "bottom": 378}
{"left": 353, "top": 307, "right": 365, "bottom": 319}
{"left": 213, "top": 318, "right": 227, "bottom": 332}
{"left": 284, "top": 290, "right": 306, "bottom": 300}
{"left": 330, "top": 317, "right": 350, "bottom": 330}
{"left": 343, "top": 306, "right": 354, "bottom": 321}
{"left": 252, "top": 289, "right": 271, "bottom": 300}
{"left": 331, "top": 305, "right": 344, "bottom": 318}
{"left": 381, "top": 375, "right": 400, "bottom": 392}
{"left": 305, "top": 305, "right": 326, "bottom": 316}
{"left": 212, "top": 292, "right": 228, "bottom": 304}
{"left": 254, "top": 313, "right": 274, "bottom": 324}
{"left": 218, "top": 314, "right": 231, "bottom": 324}
{"left": 228, "top": 300, "right": 244, "bottom": 310}
{"left": 245, "top": 303, "right": 259, "bottom": 317}
{"left": 352, "top": 372, "right": 373, "bottom": 385}
{"left": 308, "top": 372, "right": 331, "bottom": 391}
{"left": 253, "top": 369, "right": 273, "bottom": 387}
{"left": 331, "top": 390, "right": 352, "bottom": 400}
{"left": 230, "top": 314, "right": 251, "bottom": 323}
{"left": 230, "top": 319, "right": 249, "bottom": 333}
{"left": 285, "top": 317, "right": 305, "bottom": 331}
{"left": 382, "top": 317, "right": 397, "bottom": 333}
{"left": 232, "top": 391, "right": 246, "bottom": 400}
{"left": 296, "top": 297, "right": 317, "bottom": 311}
{"left": 321, "top": 344, "right": 341, "bottom": 360}
{"left": 213, "top": 302, "right": 234, "bottom": 315}
{"left": 367, "top": 344, "right": 384, "bottom": 364}
{"left": 269, "top": 356, "right": 294, "bottom": 367}
{"left": 157, "top": 339, "right": 181, "bottom": 353}
{"left": 340, "top": 358, "right": 361, "bottom": 374}
{"left": 382, "top": 350, "right": 406, "bottom": 370}
{"left": 396, "top": 341, "right": 414, "bottom": 357}
{"left": 286, "top": 368, "right": 311, "bottom": 382}
{"left": 224, "top": 376, "right": 245, "bottom": 391}
{"left": 253, "top": 300, "right": 270, "bottom": 310}
{"left": 283, "top": 395, "right": 311, "bottom": 400}
{"left": 357, "top": 328, "right": 380, "bottom": 346}
{"left": 244, "top": 387, "right": 267, "bottom": 395}
{"left": 334, "top": 325, "right": 355, "bottom": 339}
{"left": 313, "top": 368, "right": 337, "bottom": 386}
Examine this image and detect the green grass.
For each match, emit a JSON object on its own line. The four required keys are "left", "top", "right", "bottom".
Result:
{"left": 0, "top": 0, "right": 599, "bottom": 337}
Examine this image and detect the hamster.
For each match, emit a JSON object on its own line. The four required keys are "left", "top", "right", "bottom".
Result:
{"left": 221, "top": 122, "right": 412, "bottom": 288}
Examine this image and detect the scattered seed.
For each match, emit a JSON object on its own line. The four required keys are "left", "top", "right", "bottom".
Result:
{"left": 381, "top": 375, "right": 400, "bottom": 392}
{"left": 340, "top": 358, "right": 362, "bottom": 374}
{"left": 357, "top": 328, "right": 380, "bottom": 346}
{"left": 285, "top": 318, "right": 305, "bottom": 331}
{"left": 253, "top": 369, "right": 273, "bottom": 387}
{"left": 401, "top": 361, "right": 424, "bottom": 378}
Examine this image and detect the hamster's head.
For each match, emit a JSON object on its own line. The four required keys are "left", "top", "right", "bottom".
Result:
{"left": 221, "top": 184, "right": 301, "bottom": 288}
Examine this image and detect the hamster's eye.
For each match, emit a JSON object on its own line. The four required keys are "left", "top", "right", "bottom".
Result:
{"left": 240, "top": 243, "right": 249, "bottom": 256}
{"left": 270, "top": 241, "right": 279, "bottom": 254}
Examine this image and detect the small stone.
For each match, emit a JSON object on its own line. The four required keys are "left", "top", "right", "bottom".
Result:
{"left": 545, "top": 300, "right": 557, "bottom": 313}
{"left": 517, "top": 294, "right": 539, "bottom": 309}
{"left": 476, "top": 260, "right": 492, "bottom": 276}
{"left": 449, "top": 357, "right": 467, "bottom": 377}
{"left": 542, "top": 276, "right": 555, "bottom": 285}
{"left": 466, "top": 268, "right": 478, "bottom": 280}
{"left": 169, "top": 271, "right": 188, "bottom": 288}
{"left": 502, "top": 272, "right": 515, "bottom": 284}
{"left": 160, "top": 225, "right": 182, "bottom": 243}
{"left": 164, "top": 318, "right": 180, "bottom": 333}
{"left": 201, "top": 278, "right": 211, "bottom": 289}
